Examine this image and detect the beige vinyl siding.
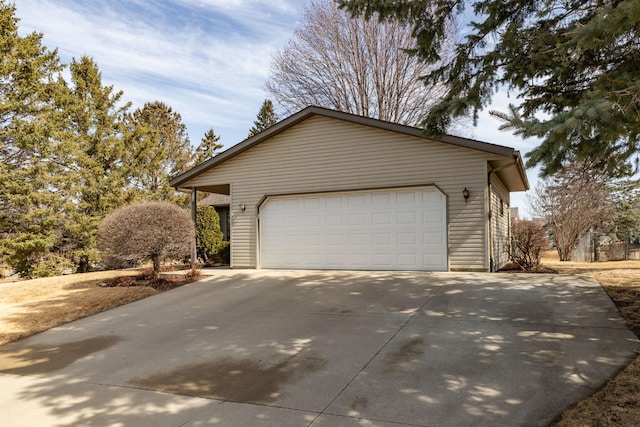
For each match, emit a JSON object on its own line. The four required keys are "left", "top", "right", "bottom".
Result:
{"left": 186, "top": 115, "right": 490, "bottom": 270}
{"left": 490, "top": 174, "right": 511, "bottom": 269}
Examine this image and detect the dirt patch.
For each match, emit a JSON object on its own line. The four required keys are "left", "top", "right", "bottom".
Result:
{"left": 129, "top": 353, "right": 326, "bottom": 403}
{"left": 0, "top": 335, "right": 123, "bottom": 375}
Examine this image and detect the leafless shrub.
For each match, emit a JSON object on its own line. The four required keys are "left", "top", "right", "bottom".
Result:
{"left": 183, "top": 263, "right": 203, "bottom": 280}
{"left": 98, "top": 201, "right": 194, "bottom": 279}
{"left": 508, "top": 219, "right": 549, "bottom": 271}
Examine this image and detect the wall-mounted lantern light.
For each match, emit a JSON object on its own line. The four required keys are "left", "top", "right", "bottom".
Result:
{"left": 239, "top": 203, "right": 246, "bottom": 212}
{"left": 462, "top": 188, "right": 470, "bottom": 203}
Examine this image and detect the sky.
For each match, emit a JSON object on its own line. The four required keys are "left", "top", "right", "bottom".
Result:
{"left": 15, "top": 0, "right": 539, "bottom": 215}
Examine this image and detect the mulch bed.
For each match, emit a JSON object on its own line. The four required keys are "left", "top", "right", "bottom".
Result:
{"left": 497, "top": 262, "right": 559, "bottom": 274}
{"left": 99, "top": 268, "right": 202, "bottom": 291}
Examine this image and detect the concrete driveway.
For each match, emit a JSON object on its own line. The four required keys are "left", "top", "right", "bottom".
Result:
{"left": 0, "top": 270, "right": 637, "bottom": 426}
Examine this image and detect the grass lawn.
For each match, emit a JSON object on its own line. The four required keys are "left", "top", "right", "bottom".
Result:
{"left": 0, "top": 268, "right": 197, "bottom": 346}
{"left": 0, "top": 258, "right": 638, "bottom": 425}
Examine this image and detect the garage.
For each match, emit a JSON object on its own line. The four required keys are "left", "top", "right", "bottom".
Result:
{"left": 171, "top": 106, "right": 530, "bottom": 271}
{"left": 259, "top": 186, "right": 448, "bottom": 270}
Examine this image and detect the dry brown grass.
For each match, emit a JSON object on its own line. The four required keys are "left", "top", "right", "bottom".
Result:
{"left": 542, "top": 251, "right": 640, "bottom": 426}
{"left": 0, "top": 269, "right": 158, "bottom": 346}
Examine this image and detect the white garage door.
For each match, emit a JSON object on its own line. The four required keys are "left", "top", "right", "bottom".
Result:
{"left": 259, "top": 186, "right": 447, "bottom": 271}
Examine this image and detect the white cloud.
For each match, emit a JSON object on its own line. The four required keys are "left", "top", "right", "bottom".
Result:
{"left": 15, "top": 0, "right": 301, "bottom": 145}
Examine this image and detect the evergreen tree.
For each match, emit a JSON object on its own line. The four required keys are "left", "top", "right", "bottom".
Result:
{"left": 58, "top": 56, "right": 132, "bottom": 272}
{"left": 195, "top": 206, "right": 223, "bottom": 261}
{"left": 194, "top": 128, "right": 223, "bottom": 164}
{"left": 608, "top": 179, "right": 640, "bottom": 235}
{"left": 127, "top": 101, "right": 193, "bottom": 203}
{"left": 339, "top": 0, "right": 640, "bottom": 176}
{"left": 248, "top": 99, "right": 279, "bottom": 137}
{"left": 0, "top": 2, "right": 69, "bottom": 277}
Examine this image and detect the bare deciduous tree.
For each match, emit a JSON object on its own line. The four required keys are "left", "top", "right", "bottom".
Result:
{"left": 98, "top": 201, "right": 194, "bottom": 278}
{"left": 530, "top": 164, "right": 614, "bottom": 261}
{"left": 266, "top": 0, "right": 455, "bottom": 127}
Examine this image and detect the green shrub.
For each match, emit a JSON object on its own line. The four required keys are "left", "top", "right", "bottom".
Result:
{"left": 214, "top": 241, "right": 230, "bottom": 264}
{"left": 195, "top": 206, "right": 223, "bottom": 262}
{"left": 0, "top": 234, "right": 73, "bottom": 279}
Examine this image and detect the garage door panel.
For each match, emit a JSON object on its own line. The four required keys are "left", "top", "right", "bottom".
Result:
{"left": 372, "top": 233, "right": 392, "bottom": 246}
{"left": 347, "top": 253, "right": 368, "bottom": 266}
{"left": 371, "top": 193, "right": 391, "bottom": 207}
{"left": 303, "top": 253, "right": 323, "bottom": 266}
{"left": 424, "top": 253, "right": 447, "bottom": 268}
{"left": 423, "top": 210, "right": 444, "bottom": 223}
{"left": 397, "top": 191, "right": 417, "bottom": 205}
{"left": 282, "top": 215, "right": 301, "bottom": 227}
{"left": 260, "top": 187, "right": 447, "bottom": 271}
{"left": 281, "top": 199, "right": 299, "bottom": 210}
{"left": 424, "top": 231, "right": 444, "bottom": 243}
{"left": 348, "top": 213, "right": 367, "bottom": 225}
{"left": 398, "top": 253, "right": 418, "bottom": 266}
{"left": 372, "top": 212, "right": 391, "bottom": 225}
{"left": 397, "top": 232, "right": 417, "bottom": 245}
{"left": 348, "top": 195, "right": 367, "bottom": 207}
{"left": 303, "top": 197, "right": 322, "bottom": 209}
{"left": 326, "top": 214, "right": 343, "bottom": 226}
{"left": 325, "top": 196, "right": 342, "bottom": 209}
{"left": 303, "top": 233, "right": 324, "bottom": 245}
{"left": 397, "top": 211, "right": 417, "bottom": 225}
{"left": 372, "top": 253, "right": 393, "bottom": 266}
{"left": 346, "top": 230, "right": 365, "bottom": 242}
{"left": 326, "top": 233, "right": 344, "bottom": 246}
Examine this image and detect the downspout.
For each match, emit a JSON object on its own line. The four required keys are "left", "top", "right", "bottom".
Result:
{"left": 191, "top": 187, "right": 197, "bottom": 267}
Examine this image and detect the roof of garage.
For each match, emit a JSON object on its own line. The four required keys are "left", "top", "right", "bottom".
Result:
{"left": 170, "top": 106, "right": 529, "bottom": 192}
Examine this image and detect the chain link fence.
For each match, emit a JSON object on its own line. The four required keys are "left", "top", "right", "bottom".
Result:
{"left": 572, "top": 231, "right": 640, "bottom": 262}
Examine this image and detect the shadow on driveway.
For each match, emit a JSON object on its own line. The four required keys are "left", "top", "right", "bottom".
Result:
{"left": 0, "top": 270, "right": 637, "bottom": 426}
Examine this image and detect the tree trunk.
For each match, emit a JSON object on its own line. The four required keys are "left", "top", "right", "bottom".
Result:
{"left": 76, "top": 257, "right": 90, "bottom": 274}
{"left": 152, "top": 256, "right": 161, "bottom": 279}
{"left": 558, "top": 247, "right": 572, "bottom": 261}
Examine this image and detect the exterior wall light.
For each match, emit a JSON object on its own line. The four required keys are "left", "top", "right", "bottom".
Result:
{"left": 239, "top": 203, "right": 246, "bottom": 212}
{"left": 463, "top": 188, "right": 470, "bottom": 203}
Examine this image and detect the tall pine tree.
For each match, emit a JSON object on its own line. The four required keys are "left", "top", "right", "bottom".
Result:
{"left": 58, "top": 56, "right": 132, "bottom": 272}
{"left": 126, "top": 101, "right": 194, "bottom": 203}
{"left": 0, "top": 2, "right": 69, "bottom": 277}
{"left": 248, "top": 99, "right": 279, "bottom": 137}
{"left": 194, "top": 128, "right": 223, "bottom": 164}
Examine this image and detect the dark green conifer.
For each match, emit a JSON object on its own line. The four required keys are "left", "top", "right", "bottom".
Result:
{"left": 248, "top": 99, "right": 279, "bottom": 137}
{"left": 340, "top": 0, "right": 640, "bottom": 176}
